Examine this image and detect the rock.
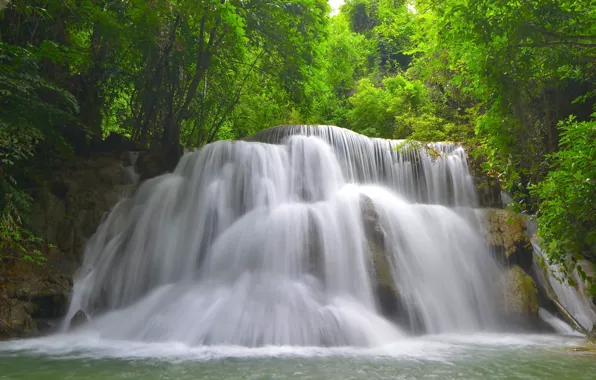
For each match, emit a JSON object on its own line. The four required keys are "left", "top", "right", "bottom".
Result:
{"left": 137, "top": 146, "right": 182, "bottom": 181}
{"left": 463, "top": 146, "right": 503, "bottom": 208}
{"left": 69, "top": 310, "right": 88, "bottom": 329}
{"left": 588, "top": 324, "right": 596, "bottom": 342}
{"left": 359, "top": 195, "right": 419, "bottom": 329}
{"left": 0, "top": 151, "right": 147, "bottom": 340}
{"left": 481, "top": 209, "right": 533, "bottom": 272}
{"left": 502, "top": 265, "right": 539, "bottom": 316}
{"left": 98, "top": 165, "right": 126, "bottom": 186}
{"left": 0, "top": 298, "right": 39, "bottom": 338}
{"left": 482, "top": 209, "right": 529, "bottom": 257}
{"left": 360, "top": 196, "right": 395, "bottom": 291}
{"left": 569, "top": 344, "right": 596, "bottom": 355}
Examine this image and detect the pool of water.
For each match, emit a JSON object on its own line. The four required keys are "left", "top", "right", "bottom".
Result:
{"left": 1, "top": 333, "right": 594, "bottom": 379}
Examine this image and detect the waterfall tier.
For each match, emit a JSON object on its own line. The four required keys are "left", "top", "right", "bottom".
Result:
{"left": 249, "top": 125, "right": 477, "bottom": 206}
{"left": 66, "top": 125, "right": 501, "bottom": 347}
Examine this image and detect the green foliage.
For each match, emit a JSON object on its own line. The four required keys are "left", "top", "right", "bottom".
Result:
{"left": 1, "top": 0, "right": 595, "bottom": 290}
{"left": 0, "top": 1, "right": 331, "bottom": 264}
{"left": 0, "top": 40, "right": 79, "bottom": 265}
{"left": 309, "top": 0, "right": 596, "bottom": 292}
{"left": 0, "top": 42, "right": 79, "bottom": 132}
{"left": 531, "top": 115, "right": 596, "bottom": 294}
{"left": 0, "top": 215, "right": 48, "bottom": 265}
{"left": 413, "top": 0, "right": 596, "bottom": 192}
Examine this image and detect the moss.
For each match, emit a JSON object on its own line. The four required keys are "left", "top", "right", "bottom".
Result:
{"left": 484, "top": 209, "right": 530, "bottom": 258}
{"left": 588, "top": 325, "right": 596, "bottom": 343}
{"left": 568, "top": 342, "right": 596, "bottom": 355}
{"left": 503, "top": 265, "right": 539, "bottom": 315}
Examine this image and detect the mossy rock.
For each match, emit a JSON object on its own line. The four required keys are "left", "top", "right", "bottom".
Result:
{"left": 587, "top": 324, "right": 596, "bottom": 343}
{"left": 483, "top": 209, "right": 530, "bottom": 258}
{"left": 502, "top": 265, "right": 539, "bottom": 316}
{"left": 568, "top": 341, "right": 596, "bottom": 356}
{"left": 359, "top": 195, "right": 402, "bottom": 320}
{"left": 360, "top": 196, "right": 395, "bottom": 290}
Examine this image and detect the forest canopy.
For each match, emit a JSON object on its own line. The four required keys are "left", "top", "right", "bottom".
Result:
{"left": 1, "top": 0, "right": 595, "bottom": 291}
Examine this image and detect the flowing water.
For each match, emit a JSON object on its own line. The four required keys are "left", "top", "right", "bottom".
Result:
{"left": 528, "top": 220, "right": 596, "bottom": 332}
{"left": 1, "top": 333, "right": 595, "bottom": 379}
{"left": 1, "top": 125, "right": 594, "bottom": 378}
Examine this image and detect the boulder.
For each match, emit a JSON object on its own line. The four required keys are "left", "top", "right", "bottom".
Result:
{"left": 359, "top": 195, "right": 414, "bottom": 326}
{"left": 69, "top": 310, "right": 88, "bottom": 329}
{"left": 501, "top": 265, "right": 539, "bottom": 317}
{"left": 136, "top": 146, "right": 183, "bottom": 181}
{"left": 481, "top": 209, "right": 533, "bottom": 272}
{"left": 483, "top": 209, "right": 529, "bottom": 257}
{"left": 360, "top": 196, "right": 395, "bottom": 292}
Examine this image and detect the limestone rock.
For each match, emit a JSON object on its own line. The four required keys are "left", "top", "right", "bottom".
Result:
{"left": 482, "top": 209, "right": 530, "bottom": 258}
{"left": 137, "top": 146, "right": 182, "bottom": 181}
{"left": 1, "top": 152, "right": 145, "bottom": 340}
{"left": 0, "top": 300, "right": 36, "bottom": 336}
{"left": 359, "top": 195, "right": 409, "bottom": 325}
{"left": 502, "top": 265, "right": 539, "bottom": 316}
{"left": 463, "top": 146, "right": 503, "bottom": 208}
{"left": 69, "top": 310, "right": 88, "bottom": 329}
{"left": 360, "top": 196, "right": 394, "bottom": 291}
{"left": 588, "top": 324, "right": 596, "bottom": 342}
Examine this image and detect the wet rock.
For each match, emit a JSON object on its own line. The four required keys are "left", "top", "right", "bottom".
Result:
{"left": 482, "top": 209, "right": 529, "bottom": 258}
{"left": 0, "top": 301, "right": 36, "bottom": 336}
{"left": 588, "top": 324, "right": 596, "bottom": 342}
{"left": 568, "top": 341, "right": 596, "bottom": 356}
{"left": 464, "top": 147, "right": 502, "bottom": 208}
{"left": 137, "top": 146, "right": 182, "bottom": 181}
{"left": 1, "top": 152, "right": 146, "bottom": 340}
{"left": 360, "top": 196, "right": 395, "bottom": 292}
{"left": 502, "top": 265, "right": 539, "bottom": 317}
{"left": 69, "top": 310, "right": 88, "bottom": 329}
{"left": 359, "top": 195, "right": 416, "bottom": 329}
{"left": 481, "top": 209, "right": 533, "bottom": 272}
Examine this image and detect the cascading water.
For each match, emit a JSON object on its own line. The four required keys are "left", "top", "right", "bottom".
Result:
{"left": 538, "top": 308, "right": 579, "bottom": 335}
{"left": 526, "top": 220, "right": 596, "bottom": 333}
{"left": 65, "top": 125, "right": 503, "bottom": 347}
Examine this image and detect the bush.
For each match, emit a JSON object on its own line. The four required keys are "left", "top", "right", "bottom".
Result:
{"left": 532, "top": 115, "right": 596, "bottom": 294}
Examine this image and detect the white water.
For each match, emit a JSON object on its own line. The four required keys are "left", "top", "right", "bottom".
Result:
{"left": 538, "top": 308, "right": 578, "bottom": 335}
{"left": 526, "top": 220, "right": 596, "bottom": 332}
{"left": 0, "top": 331, "right": 576, "bottom": 361}
{"left": 64, "top": 125, "right": 502, "bottom": 347}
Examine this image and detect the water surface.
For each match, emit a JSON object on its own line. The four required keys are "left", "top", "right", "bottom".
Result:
{"left": 1, "top": 333, "right": 594, "bottom": 379}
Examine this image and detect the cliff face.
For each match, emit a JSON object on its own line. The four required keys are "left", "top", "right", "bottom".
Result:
{"left": 478, "top": 209, "right": 541, "bottom": 326}
{"left": 0, "top": 152, "right": 139, "bottom": 339}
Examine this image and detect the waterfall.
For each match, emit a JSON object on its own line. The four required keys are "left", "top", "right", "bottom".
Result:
{"left": 65, "top": 125, "right": 502, "bottom": 347}
{"left": 537, "top": 308, "right": 579, "bottom": 335}
{"left": 526, "top": 220, "right": 596, "bottom": 332}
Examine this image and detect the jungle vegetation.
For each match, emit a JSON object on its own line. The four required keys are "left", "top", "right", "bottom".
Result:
{"left": 0, "top": 0, "right": 594, "bottom": 292}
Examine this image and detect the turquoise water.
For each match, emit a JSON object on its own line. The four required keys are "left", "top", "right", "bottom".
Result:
{"left": 1, "top": 333, "right": 595, "bottom": 379}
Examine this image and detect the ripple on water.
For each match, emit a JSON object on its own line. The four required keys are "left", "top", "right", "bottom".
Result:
{"left": 0, "top": 333, "right": 594, "bottom": 380}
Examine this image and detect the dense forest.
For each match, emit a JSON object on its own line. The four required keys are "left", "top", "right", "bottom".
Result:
{"left": 0, "top": 0, "right": 595, "bottom": 293}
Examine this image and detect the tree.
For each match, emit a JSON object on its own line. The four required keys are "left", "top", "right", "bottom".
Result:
{"left": 531, "top": 115, "right": 596, "bottom": 293}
